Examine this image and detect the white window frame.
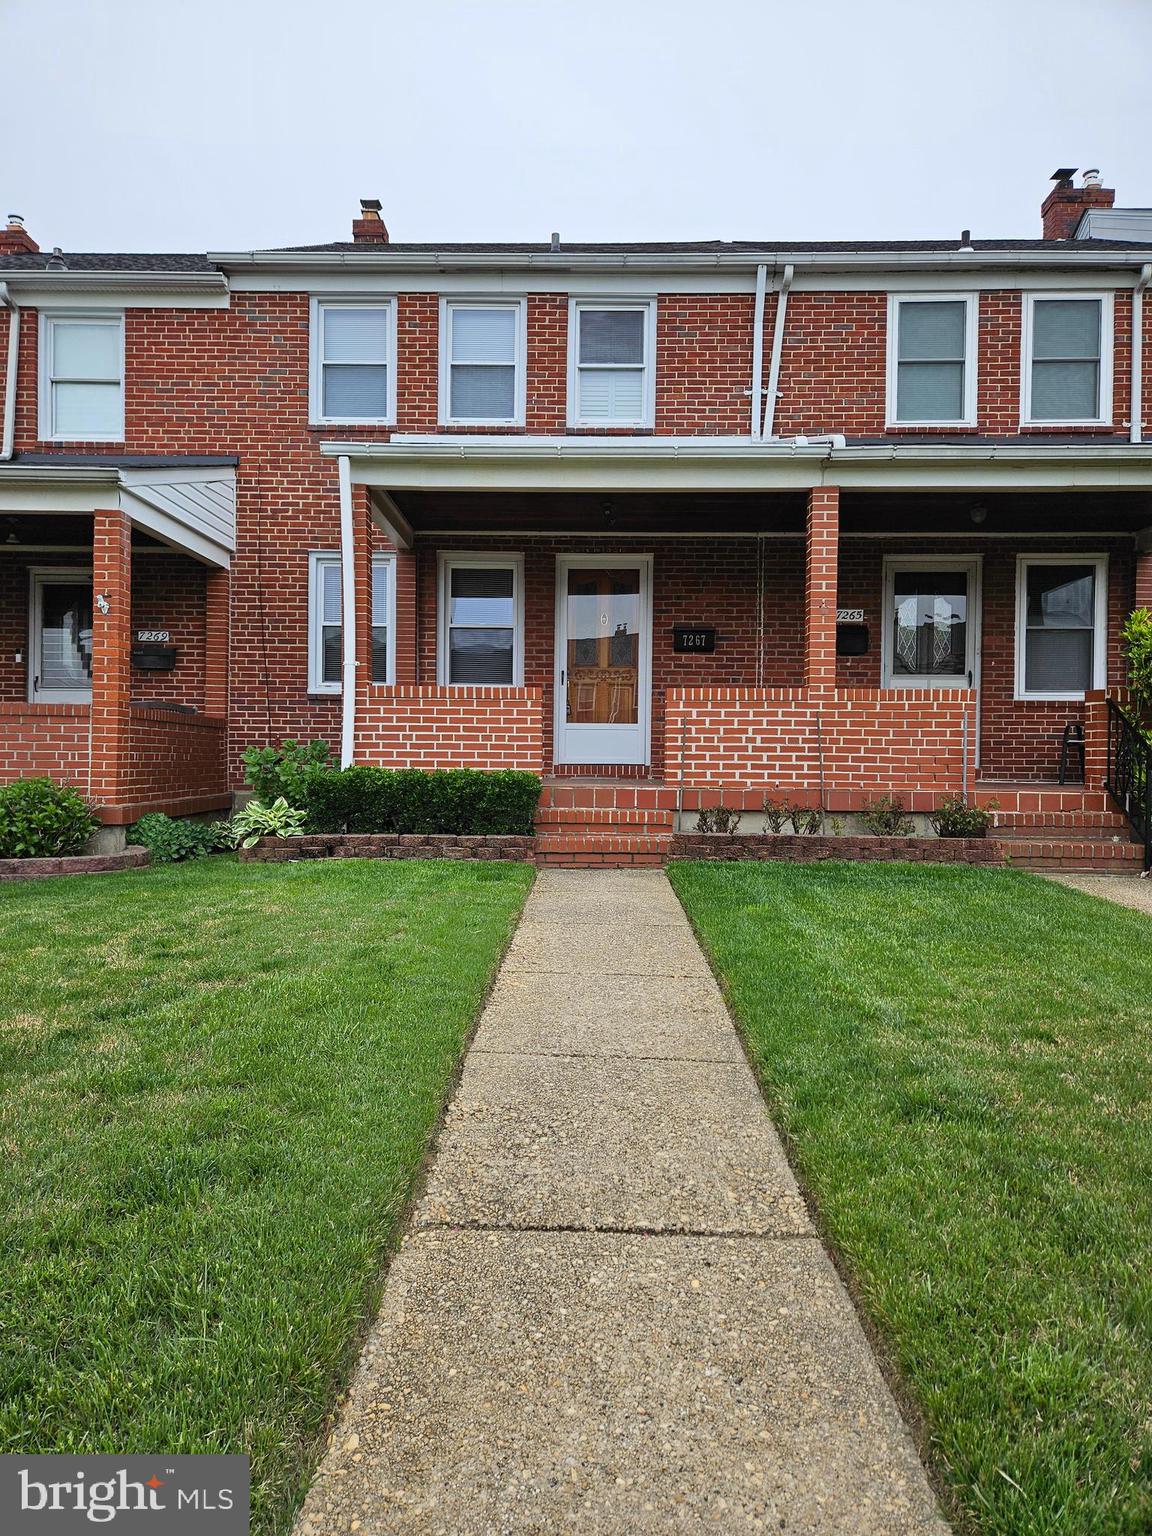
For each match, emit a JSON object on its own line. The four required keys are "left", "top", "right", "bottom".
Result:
{"left": 1014, "top": 553, "right": 1108, "bottom": 702}
{"left": 436, "top": 552, "right": 525, "bottom": 686}
{"left": 37, "top": 311, "right": 125, "bottom": 442}
{"left": 1020, "top": 291, "right": 1113, "bottom": 428}
{"left": 309, "top": 298, "right": 396, "bottom": 426}
{"left": 885, "top": 293, "right": 978, "bottom": 428}
{"left": 308, "top": 550, "right": 396, "bottom": 694}
{"left": 438, "top": 299, "right": 527, "bottom": 427}
{"left": 566, "top": 298, "right": 657, "bottom": 429}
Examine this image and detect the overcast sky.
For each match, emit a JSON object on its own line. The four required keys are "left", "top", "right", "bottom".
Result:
{"left": 4, "top": 0, "right": 1150, "bottom": 253}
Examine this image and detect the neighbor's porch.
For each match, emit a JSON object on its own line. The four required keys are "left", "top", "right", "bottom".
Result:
{"left": 343, "top": 482, "right": 1148, "bottom": 812}
{"left": 0, "top": 464, "right": 235, "bottom": 826}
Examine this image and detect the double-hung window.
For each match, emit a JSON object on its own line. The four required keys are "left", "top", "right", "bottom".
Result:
{"left": 438, "top": 555, "right": 524, "bottom": 685}
{"left": 308, "top": 551, "right": 395, "bottom": 692}
{"left": 39, "top": 313, "right": 124, "bottom": 440}
{"left": 440, "top": 301, "right": 525, "bottom": 425}
{"left": 568, "top": 300, "right": 655, "bottom": 427}
{"left": 1022, "top": 294, "right": 1112, "bottom": 425}
{"left": 310, "top": 300, "right": 395, "bottom": 424}
{"left": 1015, "top": 556, "right": 1107, "bottom": 699}
{"left": 887, "top": 295, "right": 976, "bottom": 426}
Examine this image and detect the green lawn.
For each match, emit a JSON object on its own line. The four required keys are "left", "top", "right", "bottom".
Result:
{"left": 670, "top": 861, "right": 1152, "bottom": 1536}
{"left": 0, "top": 855, "right": 533, "bottom": 1535}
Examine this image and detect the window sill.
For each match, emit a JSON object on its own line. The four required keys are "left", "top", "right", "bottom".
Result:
{"left": 308, "top": 419, "right": 394, "bottom": 430}
{"left": 1014, "top": 691, "right": 1090, "bottom": 703}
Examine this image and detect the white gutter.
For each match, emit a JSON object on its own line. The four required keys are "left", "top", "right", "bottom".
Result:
{"left": 749, "top": 264, "right": 767, "bottom": 439}
{"left": 1132, "top": 263, "right": 1152, "bottom": 444}
{"left": 0, "top": 271, "right": 228, "bottom": 296}
{"left": 337, "top": 453, "right": 357, "bottom": 768}
{"left": 0, "top": 283, "right": 19, "bottom": 462}
{"left": 762, "top": 263, "right": 794, "bottom": 440}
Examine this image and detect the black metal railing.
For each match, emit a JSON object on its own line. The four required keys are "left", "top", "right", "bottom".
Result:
{"left": 1105, "top": 698, "right": 1152, "bottom": 871}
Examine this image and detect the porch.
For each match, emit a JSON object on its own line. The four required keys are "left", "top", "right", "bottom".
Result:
{"left": 0, "top": 458, "right": 236, "bottom": 828}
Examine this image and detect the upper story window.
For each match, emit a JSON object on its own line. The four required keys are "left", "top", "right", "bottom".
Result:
{"left": 439, "top": 300, "right": 526, "bottom": 426}
{"left": 38, "top": 312, "right": 124, "bottom": 441}
{"left": 308, "top": 550, "right": 395, "bottom": 693}
{"left": 310, "top": 300, "right": 395, "bottom": 424}
{"left": 1022, "top": 294, "right": 1112, "bottom": 425}
{"left": 887, "top": 295, "right": 976, "bottom": 426}
{"left": 568, "top": 300, "right": 656, "bottom": 427}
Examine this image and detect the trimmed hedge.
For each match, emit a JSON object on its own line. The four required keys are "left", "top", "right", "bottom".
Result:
{"left": 299, "top": 766, "right": 541, "bottom": 837}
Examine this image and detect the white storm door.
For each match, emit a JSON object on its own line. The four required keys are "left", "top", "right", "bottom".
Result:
{"left": 30, "top": 572, "right": 94, "bottom": 703}
{"left": 554, "top": 556, "right": 652, "bottom": 765}
{"left": 882, "top": 557, "right": 982, "bottom": 691}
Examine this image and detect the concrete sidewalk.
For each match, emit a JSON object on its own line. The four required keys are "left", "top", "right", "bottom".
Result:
{"left": 295, "top": 870, "right": 948, "bottom": 1535}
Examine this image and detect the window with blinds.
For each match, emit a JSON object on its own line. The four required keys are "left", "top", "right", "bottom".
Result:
{"left": 438, "top": 557, "right": 523, "bottom": 685}
{"left": 888, "top": 296, "right": 974, "bottom": 425}
{"left": 569, "top": 302, "right": 655, "bottom": 426}
{"left": 441, "top": 302, "right": 524, "bottom": 424}
{"left": 1024, "top": 296, "right": 1109, "bottom": 424}
{"left": 311, "top": 301, "right": 394, "bottom": 423}
{"left": 308, "top": 552, "right": 395, "bottom": 692}
{"left": 1016, "top": 557, "right": 1106, "bottom": 698}
{"left": 39, "top": 314, "right": 124, "bottom": 440}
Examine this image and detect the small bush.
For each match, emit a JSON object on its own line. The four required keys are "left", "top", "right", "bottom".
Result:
{"left": 695, "top": 805, "right": 742, "bottom": 834}
{"left": 762, "top": 795, "right": 790, "bottom": 834}
{"left": 0, "top": 777, "right": 98, "bottom": 859}
{"left": 787, "top": 803, "right": 824, "bottom": 835}
{"left": 231, "top": 798, "right": 308, "bottom": 848}
{"left": 300, "top": 767, "right": 541, "bottom": 837}
{"left": 132, "top": 813, "right": 229, "bottom": 864}
{"left": 1121, "top": 607, "right": 1152, "bottom": 721}
{"left": 859, "top": 794, "right": 915, "bottom": 837}
{"left": 242, "top": 739, "right": 334, "bottom": 805}
{"left": 929, "top": 795, "right": 997, "bottom": 839}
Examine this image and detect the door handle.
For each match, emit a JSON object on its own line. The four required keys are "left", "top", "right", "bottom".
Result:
{"left": 967, "top": 670, "right": 973, "bottom": 687}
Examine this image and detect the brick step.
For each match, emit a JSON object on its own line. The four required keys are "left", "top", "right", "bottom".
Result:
{"left": 534, "top": 805, "right": 675, "bottom": 835}
{"left": 993, "top": 837, "right": 1145, "bottom": 871}
{"left": 538, "top": 780, "right": 679, "bottom": 813}
{"left": 534, "top": 832, "right": 673, "bottom": 868}
{"left": 975, "top": 784, "right": 1112, "bottom": 814}
{"left": 990, "top": 809, "right": 1130, "bottom": 833}
{"left": 992, "top": 823, "right": 1131, "bottom": 841}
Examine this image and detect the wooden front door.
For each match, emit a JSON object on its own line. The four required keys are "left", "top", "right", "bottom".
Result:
{"left": 554, "top": 556, "right": 652, "bottom": 766}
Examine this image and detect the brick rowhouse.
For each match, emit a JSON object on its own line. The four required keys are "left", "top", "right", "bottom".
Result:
{"left": 0, "top": 166, "right": 1150, "bottom": 867}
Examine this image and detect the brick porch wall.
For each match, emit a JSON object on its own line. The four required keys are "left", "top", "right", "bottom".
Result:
{"left": 0, "top": 703, "right": 90, "bottom": 788}
{"left": 665, "top": 686, "right": 975, "bottom": 811}
{"left": 357, "top": 685, "right": 544, "bottom": 771}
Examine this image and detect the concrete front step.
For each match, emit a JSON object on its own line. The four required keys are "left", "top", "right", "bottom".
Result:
{"left": 534, "top": 832, "right": 673, "bottom": 867}
{"left": 993, "top": 837, "right": 1145, "bottom": 871}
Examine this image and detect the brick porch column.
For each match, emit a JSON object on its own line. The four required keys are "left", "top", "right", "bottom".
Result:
{"left": 1135, "top": 544, "right": 1152, "bottom": 611}
{"left": 804, "top": 486, "right": 839, "bottom": 690}
{"left": 90, "top": 507, "right": 133, "bottom": 809}
{"left": 203, "top": 567, "right": 230, "bottom": 717}
{"left": 354, "top": 493, "right": 373, "bottom": 731}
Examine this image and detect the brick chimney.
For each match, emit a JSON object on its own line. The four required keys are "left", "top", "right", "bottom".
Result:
{"left": 0, "top": 213, "right": 39, "bottom": 254}
{"left": 352, "top": 198, "right": 389, "bottom": 244}
{"left": 1041, "top": 168, "right": 1115, "bottom": 239}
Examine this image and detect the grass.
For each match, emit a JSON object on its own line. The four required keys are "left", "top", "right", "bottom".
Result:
{"left": 669, "top": 861, "right": 1152, "bottom": 1536}
{"left": 0, "top": 854, "right": 533, "bottom": 1535}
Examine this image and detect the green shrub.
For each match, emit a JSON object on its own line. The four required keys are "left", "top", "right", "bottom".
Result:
{"left": 132, "top": 813, "right": 228, "bottom": 864}
{"left": 230, "top": 798, "right": 309, "bottom": 848}
{"left": 241, "top": 739, "right": 334, "bottom": 805}
{"left": 300, "top": 767, "right": 541, "bottom": 837}
{"left": 695, "top": 805, "right": 742, "bottom": 834}
{"left": 859, "top": 794, "right": 915, "bottom": 837}
{"left": 787, "top": 803, "right": 824, "bottom": 835}
{"left": 1121, "top": 607, "right": 1152, "bottom": 720}
{"left": 928, "top": 795, "right": 997, "bottom": 839}
{"left": 0, "top": 778, "right": 98, "bottom": 859}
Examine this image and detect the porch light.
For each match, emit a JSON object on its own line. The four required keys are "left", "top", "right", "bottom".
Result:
{"left": 96, "top": 593, "right": 111, "bottom": 615}
{"left": 969, "top": 504, "right": 988, "bottom": 525}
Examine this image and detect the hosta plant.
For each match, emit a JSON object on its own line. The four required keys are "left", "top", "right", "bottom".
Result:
{"left": 230, "top": 798, "right": 308, "bottom": 849}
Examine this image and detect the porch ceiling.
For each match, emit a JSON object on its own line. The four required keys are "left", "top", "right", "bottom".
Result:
{"left": 384, "top": 487, "right": 1151, "bottom": 538}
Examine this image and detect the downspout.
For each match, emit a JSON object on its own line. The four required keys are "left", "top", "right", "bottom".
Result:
{"left": 0, "top": 283, "right": 19, "bottom": 461}
{"left": 750, "top": 263, "right": 767, "bottom": 439}
{"left": 1131, "top": 263, "right": 1152, "bottom": 445}
{"left": 337, "top": 453, "right": 357, "bottom": 768}
{"left": 762, "top": 262, "right": 794, "bottom": 440}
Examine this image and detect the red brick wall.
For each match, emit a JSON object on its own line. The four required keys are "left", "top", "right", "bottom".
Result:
{"left": 666, "top": 686, "right": 975, "bottom": 810}
{"left": 0, "top": 703, "right": 89, "bottom": 788}
{"left": 112, "top": 708, "right": 227, "bottom": 819}
{"left": 357, "top": 685, "right": 543, "bottom": 770}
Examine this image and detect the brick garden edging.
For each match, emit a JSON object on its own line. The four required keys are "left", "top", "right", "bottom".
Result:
{"left": 0, "top": 847, "right": 150, "bottom": 881}
{"left": 670, "top": 833, "right": 999, "bottom": 864}
{"left": 239, "top": 834, "right": 537, "bottom": 863}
